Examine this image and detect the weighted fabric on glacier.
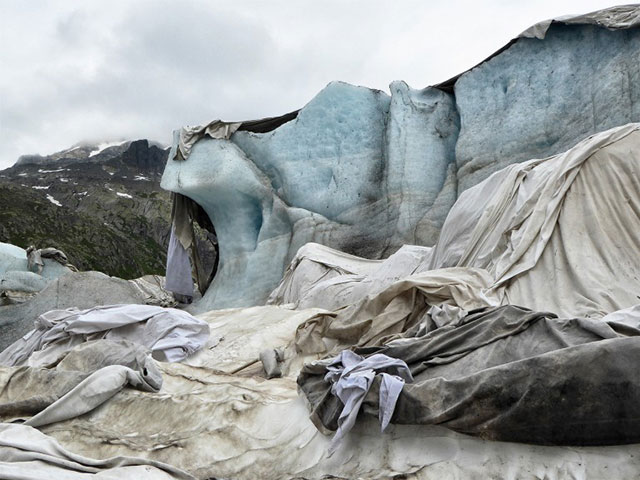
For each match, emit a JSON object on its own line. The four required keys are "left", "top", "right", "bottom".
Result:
{"left": 161, "top": 6, "right": 640, "bottom": 311}
{"left": 290, "top": 124, "right": 640, "bottom": 446}
{"left": 298, "top": 305, "right": 640, "bottom": 445}
{"left": 274, "top": 123, "right": 640, "bottom": 346}
{"left": 2, "top": 305, "right": 637, "bottom": 479}
{"left": 0, "top": 304, "right": 210, "bottom": 367}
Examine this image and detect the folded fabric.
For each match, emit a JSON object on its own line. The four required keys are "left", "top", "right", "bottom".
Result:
{"left": 323, "top": 349, "right": 413, "bottom": 454}
{"left": 300, "top": 305, "right": 640, "bottom": 446}
{"left": 0, "top": 304, "right": 210, "bottom": 367}
{"left": 0, "top": 339, "right": 162, "bottom": 427}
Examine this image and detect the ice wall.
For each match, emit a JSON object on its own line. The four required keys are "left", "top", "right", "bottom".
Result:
{"left": 163, "top": 83, "right": 399, "bottom": 308}
{"left": 232, "top": 82, "right": 390, "bottom": 222}
{"left": 161, "top": 19, "right": 640, "bottom": 311}
{"left": 385, "top": 82, "right": 459, "bottom": 248}
{"left": 455, "top": 24, "right": 640, "bottom": 192}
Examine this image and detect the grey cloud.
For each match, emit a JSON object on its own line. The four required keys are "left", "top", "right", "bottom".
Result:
{"left": 0, "top": 0, "right": 622, "bottom": 169}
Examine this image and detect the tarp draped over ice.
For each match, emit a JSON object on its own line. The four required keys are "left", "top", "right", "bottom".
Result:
{"left": 272, "top": 124, "right": 640, "bottom": 330}
{"left": 280, "top": 124, "right": 640, "bottom": 448}
{"left": 0, "top": 340, "right": 162, "bottom": 428}
{"left": 298, "top": 305, "right": 640, "bottom": 445}
{"left": 3, "top": 6, "right": 640, "bottom": 480}
{"left": 161, "top": 5, "right": 640, "bottom": 311}
{"left": 165, "top": 192, "right": 215, "bottom": 300}
{"left": 0, "top": 423, "right": 196, "bottom": 480}
{"left": 0, "top": 271, "right": 176, "bottom": 352}
{"left": 0, "top": 304, "right": 638, "bottom": 479}
{"left": 26, "top": 246, "right": 76, "bottom": 275}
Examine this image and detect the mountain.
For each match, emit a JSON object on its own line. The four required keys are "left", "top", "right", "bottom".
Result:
{"left": 0, "top": 140, "right": 182, "bottom": 278}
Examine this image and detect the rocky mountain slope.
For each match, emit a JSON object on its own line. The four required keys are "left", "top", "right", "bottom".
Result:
{"left": 0, "top": 140, "right": 174, "bottom": 278}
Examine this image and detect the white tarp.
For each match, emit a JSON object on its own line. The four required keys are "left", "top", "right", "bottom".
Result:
{"left": 270, "top": 124, "right": 640, "bottom": 348}
{"left": 174, "top": 120, "right": 241, "bottom": 162}
{"left": 0, "top": 423, "right": 195, "bottom": 480}
{"left": 0, "top": 304, "right": 210, "bottom": 366}
{"left": 0, "top": 304, "right": 636, "bottom": 479}
{"left": 2, "top": 124, "right": 640, "bottom": 477}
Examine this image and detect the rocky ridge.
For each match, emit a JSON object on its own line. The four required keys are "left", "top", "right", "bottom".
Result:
{"left": 0, "top": 140, "right": 173, "bottom": 278}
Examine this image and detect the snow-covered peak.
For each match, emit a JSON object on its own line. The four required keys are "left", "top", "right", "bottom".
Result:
{"left": 88, "top": 140, "right": 129, "bottom": 158}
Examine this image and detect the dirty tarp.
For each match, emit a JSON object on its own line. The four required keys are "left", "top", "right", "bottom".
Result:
{"left": 520, "top": 4, "right": 640, "bottom": 40}
{"left": 268, "top": 243, "right": 435, "bottom": 311}
{"left": 0, "top": 339, "right": 162, "bottom": 428}
{"left": 184, "top": 304, "right": 335, "bottom": 377}
{"left": 0, "top": 423, "right": 195, "bottom": 480}
{"left": 323, "top": 350, "right": 413, "bottom": 454}
{"left": 173, "top": 119, "right": 241, "bottom": 162}
{"left": 165, "top": 224, "right": 194, "bottom": 298}
{"left": 26, "top": 246, "right": 77, "bottom": 274}
{"left": 165, "top": 192, "right": 216, "bottom": 300}
{"left": 267, "top": 242, "right": 384, "bottom": 310}
{"left": 428, "top": 123, "right": 640, "bottom": 317}
{"left": 293, "top": 267, "right": 499, "bottom": 352}
{"left": 0, "top": 304, "right": 210, "bottom": 367}
{"left": 298, "top": 304, "right": 640, "bottom": 446}
{"left": 0, "top": 305, "right": 638, "bottom": 479}
{"left": 271, "top": 123, "right": 640, "bottom": 353}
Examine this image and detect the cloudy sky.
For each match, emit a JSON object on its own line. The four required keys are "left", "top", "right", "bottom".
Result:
{"left": 0, "top": 0, "right": 621, "bottom": 169}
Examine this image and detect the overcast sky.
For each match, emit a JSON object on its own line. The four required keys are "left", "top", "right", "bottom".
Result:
{"left": 0, "top": 0, "right": 622, "bottom": 169}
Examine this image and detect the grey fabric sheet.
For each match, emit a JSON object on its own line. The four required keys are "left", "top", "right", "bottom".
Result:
{"left": 164, "top": 225, "right": 193, "bottom": 298}
{"left": 259, "top": 348, "right": 284, "bottom": 379}
{"left": 298, "top": 305, "right": 640, "bottom": 446}
{"left": 25, "top": 246, "right": 44, "bottom": 274}
{"left": 520, "top": 4, "right": 640, "bottom": 40}
{"left": 24, "top": 364, "right": 157, "bottom": 428}
{"left": 165, "top": 193, "right": 212, "bottom": 297}
{"left": 0, "top": 304, "right": 210, "bottom": 366}
{"left": 0, "top": 339, "right": 161, "bottom": 427}
{"left": 26, "top": 246, "right": 76, "bottom": 274}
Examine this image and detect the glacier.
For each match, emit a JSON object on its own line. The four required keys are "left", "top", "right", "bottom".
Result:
{"left": 0, "top": 242, "right": 70, "bottom": 281}
{"left": 161, "top": 12, "right": 640, "bottom": 311}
